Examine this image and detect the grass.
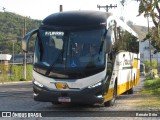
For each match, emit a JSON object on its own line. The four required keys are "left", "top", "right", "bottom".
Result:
{"left": 0, "top": 65, "right": 33, "bottom": 83}
{"left": 142, "top": 78, "right": 160, "bottom": 97}
{"left": 138, "top": 78, "right": 160, "bottom": 109}
{"left": 137, "top": 96, "right": 160, "bottom": 109}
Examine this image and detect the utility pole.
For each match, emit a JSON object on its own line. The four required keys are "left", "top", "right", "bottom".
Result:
{"left": 23, "top": 17, "right": 26, "bottom": 79}
{"left": 147, "top": 15, "right": 152, "bottom": 73}
{"left": 60, "top": 5, "right": 63, "bottom": 12}
{"left": 2, "top": 7, "right": 6, "bottom": 12}
{"left": 12, "top": 40, "right": 17, "bottom": 64}
{"left": 97, "top": 4, "right": 117, "bottom": 12}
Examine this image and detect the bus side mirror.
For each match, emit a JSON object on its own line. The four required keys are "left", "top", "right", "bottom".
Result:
{"left": 22, "top": 29, "right": 38, "bottom": 52}
{"left": 105, "top": 29, "right": 112, "bottom": 53}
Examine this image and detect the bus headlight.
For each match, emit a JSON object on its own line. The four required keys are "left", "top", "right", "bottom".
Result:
{"left": 33, "top": 80, "right": 44, "bottom": 88}
{"left": 88, "top": 82, "right": 102, "bottom": 88}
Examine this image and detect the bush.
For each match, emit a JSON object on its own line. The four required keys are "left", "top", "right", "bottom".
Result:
{"left": 145, "top": 60, "right": 150, "bottom": 72}
{"left": 10, "top": 64, "right": 33, "bottom": 81}
{"left": 0, "top": 64, "right": 33, "bottom": 82}
{"left": 20, "top": 78, "right": 26, "bottom": 81}
{"left": 144, "top": 60, "right": 158, "bottom": 72}
{"left": 0, "top": 64, "right": 10, "bottom": 82}
{"left": 142, "top": 78, "right": 160, "bottom": 97}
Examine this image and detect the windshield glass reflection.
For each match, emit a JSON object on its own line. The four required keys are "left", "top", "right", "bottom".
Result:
{"left": 34, "top": 29, "right": 106, "bottom": 78}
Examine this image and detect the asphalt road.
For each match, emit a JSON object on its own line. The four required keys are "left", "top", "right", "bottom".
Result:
{"left": 0, "top": 77, "right": 144, "bottom": 111}
{"left": 0, "top": 77, "right": 159, "bottom": 119}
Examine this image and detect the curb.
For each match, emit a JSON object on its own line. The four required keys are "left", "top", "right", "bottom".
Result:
{"left": 0, "top": 80, "right": 32, "bottom": 85}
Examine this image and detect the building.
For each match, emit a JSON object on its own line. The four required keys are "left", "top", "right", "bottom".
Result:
{"left": 0, "top": 54, "right": 12, "bottom": 65}
{"left": 140, "top": 39, "right": 160, "bottom": 65}
{"left": 9, "top": 53, "right": 33, "bottom": 64}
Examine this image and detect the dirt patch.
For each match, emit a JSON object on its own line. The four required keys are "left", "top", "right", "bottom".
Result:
{"left": 135, "top": 94, "right": 160, "bottom": 110}
{"left": 115, "top": 93, "right": 160, "bottom": 111}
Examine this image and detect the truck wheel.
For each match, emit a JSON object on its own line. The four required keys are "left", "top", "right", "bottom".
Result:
{"left": 104, "top": 84, "right": 117, "bottom": 107}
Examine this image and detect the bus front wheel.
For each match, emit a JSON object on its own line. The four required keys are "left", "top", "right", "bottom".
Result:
{"left": 52, "top": 102, "right": 62, "bottom": 105}
{"left": 104, "top": 84, "right": 117, "bottom": 107}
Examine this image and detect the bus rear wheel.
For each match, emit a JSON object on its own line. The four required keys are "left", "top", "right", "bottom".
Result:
{"left": 104, "top": 84, "right": 117, "bottom": 107}
{"left": 127, "top": 88, "right": 134, "bottom": 94}
{"left": 127, "top": 75, "right": 135, "bottom": 94}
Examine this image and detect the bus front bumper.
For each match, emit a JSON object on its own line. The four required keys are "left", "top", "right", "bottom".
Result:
{"left": 33, "top": 84, "right": 104, "bottom": 104}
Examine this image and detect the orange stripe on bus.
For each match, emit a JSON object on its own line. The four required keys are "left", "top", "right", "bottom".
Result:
{"left": 133, "top": 60, "right": 138, "bottom": 68}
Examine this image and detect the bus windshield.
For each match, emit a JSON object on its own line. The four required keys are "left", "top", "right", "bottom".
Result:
{"left": 34, "top": 29, "right": 106, "bottom": 78}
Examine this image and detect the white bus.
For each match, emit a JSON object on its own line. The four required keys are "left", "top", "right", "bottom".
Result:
{"left": 22, "top": 11, "right": 140, "bottom": 106}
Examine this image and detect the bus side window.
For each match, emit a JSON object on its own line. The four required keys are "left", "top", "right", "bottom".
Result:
{"left": 112, "top": 20, "right": 139, "bottom": 53}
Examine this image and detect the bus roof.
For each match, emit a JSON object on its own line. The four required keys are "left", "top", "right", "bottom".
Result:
{"left": 40, "top": 10, "right": 138, "bottom": 39}
{"left": 40, "top": 10, "right": 112, "bottom": 30}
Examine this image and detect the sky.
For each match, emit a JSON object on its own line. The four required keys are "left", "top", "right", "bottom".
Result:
{"left": 0, "top": 0, "right": 154, "bottom": 27}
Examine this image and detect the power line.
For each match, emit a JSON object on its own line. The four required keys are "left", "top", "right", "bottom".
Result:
{"left": 97, "top": 4, "right": 117, "bottom": 12}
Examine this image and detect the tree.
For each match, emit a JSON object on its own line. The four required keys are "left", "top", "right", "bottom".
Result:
{"left": 145, "top": 60, "right": 150, "bottom": 72}
{"left": 138, "top": 0, "right": 160, "bottom": 53}
{"left": 0, "top": 12, "right": 40, "bottom": 54}
{"left": 145, "top": 60, "right": 158, "bottom": 72}
{"left": 152, "top": 60, "right": 158, "bottom": 68}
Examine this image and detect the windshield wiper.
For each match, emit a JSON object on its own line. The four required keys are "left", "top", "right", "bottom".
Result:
{"left": 98, "top": 40, "right": 104, "bottom": 61}
{"left": 37, "top": 32, "right": 43, "bottom": 61}
{"left": 45, "top": 50, "right": 63, "bottom": 76}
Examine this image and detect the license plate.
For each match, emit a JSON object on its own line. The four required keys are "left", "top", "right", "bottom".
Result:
{"left": 58, "top": 97, "right": 71, "bottom": 103}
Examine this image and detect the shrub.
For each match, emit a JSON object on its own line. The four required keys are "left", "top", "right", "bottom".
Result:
{"left": 144, "top": 60, "right": 158, "bottom": 72}
{"left": 10, "top": 64, "right": 33, "bottom": 81}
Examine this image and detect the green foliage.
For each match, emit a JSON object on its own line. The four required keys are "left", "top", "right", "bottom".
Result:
{"left": 0, "top": 64, "right": 9, "bottom": 82}
{"left": 0, "top": 12, "right": 41, "bottom": 54}
{"left": 150, "top": 24, "right": 160, "bottom": 53}
{"left": 0, "top": 64, "right": 33, "bottom": 82}
{"left": 145, "top": 60, "right": 158, "bottom": 72}
{"left": 26, "top": 65, "right": 33, "bottom": 80}
{"left": 142, "top": 78, "right": 160, "bottom": 97}
{"left": 152, "top": 60, "right": 158, "bottom": 68}
{"left": 114, "top": 27, "right": 139, "bottom": 53}
{"left": 138, "top": 0, "right": 160, "bottom": 53}
{"left": 10, "top": 65, "right": 33, "bottom": 81}
{"left": 11, "top": 65, "right": 23, "bottom": 80}
{"left": 145, "top": 60, "right": 150, "bottom": 72}
{"left": 138, "top": 0, "right": 159, "bottom": 17}
{"left": 0, "top": 64, "right": 8, "bottom": 72}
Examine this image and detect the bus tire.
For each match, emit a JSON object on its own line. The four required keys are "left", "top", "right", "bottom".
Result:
{"left": 127, "top": 75, "right": 135, "bottom": 94}
{"left": 104, "top": 84, "right": 117, "bottom": 107}
{"left": 51, "top": 102, "right": 61, "bottom": 105}
{"left": 127, "top": 88, "right": 134, "bottom": 94}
